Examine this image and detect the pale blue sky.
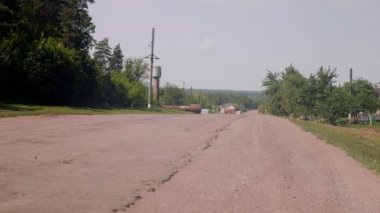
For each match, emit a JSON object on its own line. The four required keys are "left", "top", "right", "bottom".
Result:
{"left": 89, "top": 0, "right": 380, "bottom": 91}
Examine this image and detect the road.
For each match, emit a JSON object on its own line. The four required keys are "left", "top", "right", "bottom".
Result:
{"left": 0, "top": 111, "right": 380, "bottom": 212}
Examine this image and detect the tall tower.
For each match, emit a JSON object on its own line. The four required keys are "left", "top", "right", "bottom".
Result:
{"left": 153, "top": 66, "right": 162, "bottom": 103}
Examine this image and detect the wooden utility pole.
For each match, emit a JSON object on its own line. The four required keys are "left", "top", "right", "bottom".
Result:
{"left": 146, "top": 28, "right": 159, "bottom": 108}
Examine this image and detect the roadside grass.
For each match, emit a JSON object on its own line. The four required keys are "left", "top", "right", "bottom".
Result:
{"left": 344, "top": 122, "right": 380, "bottom": 133}
{"left": 292, "top": 119, "right": 380, "bottom": 174}
{"left": 0, "top": 104, "right": 189, "bottom": 117}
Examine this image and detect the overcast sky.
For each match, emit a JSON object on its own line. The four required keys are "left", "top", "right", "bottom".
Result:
{"left": 89, "top": 0, "right": 380, "bottom": 91}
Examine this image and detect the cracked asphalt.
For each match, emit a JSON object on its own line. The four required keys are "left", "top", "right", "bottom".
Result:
{"left": 1, "top": 111, "right": 380, "bottom": 213}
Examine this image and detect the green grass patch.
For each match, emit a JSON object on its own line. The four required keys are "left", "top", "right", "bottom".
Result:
{"left": 292, "top": 119, "right": 380, "bottom": 174}
{"left": 344, "top": 122, "right": 380, "bottom": 133}
{"left": 0, "top": 104, "right": 189, "bottom": 117}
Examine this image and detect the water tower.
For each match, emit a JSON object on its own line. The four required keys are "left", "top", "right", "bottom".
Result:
{"left": 153, "top": 66, "right": 162, "bottom": 103}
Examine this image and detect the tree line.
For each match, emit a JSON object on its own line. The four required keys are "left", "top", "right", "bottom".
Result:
{"left": 0, "top": 0, "right": 147, "bottom": 107}
{"left": 260, "top": 65, "right": 380, "bottom": 124}
{"left": 160, "top": 83, "right": 264, "bottom": 111}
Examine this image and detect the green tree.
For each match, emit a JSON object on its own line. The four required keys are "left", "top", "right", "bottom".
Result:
{"left": 279, "top": 65, "right": 308, "bottom": 116}
{"left": 314, "top": 66, "right": 337, "bottom": 113}
{"left": 262, "top": 70, "right": 280, "bottom": 97}
{"left": 0, "top": 0, "right": 97, "bottom": 104}
{"left": 60, "top": 0, "right": 95, "bottom": 53}
{"left": 93, "top": 38, "right": 111, "bottom": 74}
{"left": 109, "top": 72, "right": 146, "bottom": 107}
{"left": 304, "top": 74, "right": 318, "bottom": 115}
{"left": 261, "top": 65, "right": 308, "bottom": 116}
{"left": 109, "top": 44, "right": 124, "bottom": 72}
{"left": 23, "top": 38, "right": 79, "bottom": 104}
{"left": 262, "top": 70, "right": 283, "bottom": 114}
{"left": 319, "top": 87, "right": 351, "bottom": 124}
{"left": 161, "top": 83, "right": 185, "bottom": 105}
{"left": 124, "top": 58, "right": 148, "bottom": 82}
{"left": 260, "top": 65, "right": 380, "bottom": 124}
{"left": 344, "top": 79, "right": 379, "bottom": 112}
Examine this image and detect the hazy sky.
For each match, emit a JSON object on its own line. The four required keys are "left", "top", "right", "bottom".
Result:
{"left": 89, "top": 0, "right": 380, "bottom": 91}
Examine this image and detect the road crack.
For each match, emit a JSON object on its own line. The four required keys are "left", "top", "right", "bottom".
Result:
{"left": 111, "top": 114, "right": 246, "bottom": 212}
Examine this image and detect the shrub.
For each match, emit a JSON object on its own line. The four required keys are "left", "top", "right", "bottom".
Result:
{"left": 336, "top": 117, "right": 347, "bottom": 127}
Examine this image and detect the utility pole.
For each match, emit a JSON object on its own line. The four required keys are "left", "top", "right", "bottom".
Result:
{"left": 145, "top": 28, "right": 159, "bottom": 109}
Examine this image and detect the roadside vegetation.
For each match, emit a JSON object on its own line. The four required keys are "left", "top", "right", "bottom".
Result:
{"left": 0, "top": 1, "right": 150, "bottom": 108}
{"left": 261, "top": 65, "right": 380, "bottom": 174}
{"left": 259, "top": 65, "right": 380, "bottom": 124}
{"left": 0, "top": 104, "right": 187, "bottom": 118}
{"left": 293, "top": 119, "right": 380, "bottom": 174}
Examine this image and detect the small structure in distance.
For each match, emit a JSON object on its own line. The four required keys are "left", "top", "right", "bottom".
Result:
{"left": 221, "top": 103, "right": 240, "bottom": 115}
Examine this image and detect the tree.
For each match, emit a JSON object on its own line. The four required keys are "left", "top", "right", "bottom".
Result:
{"left": 315, "top": 66, "right": 337, "bottom": 89}
{"left": 160, "top": 83, "right": 185, "bottom": 105}
{"left": 93, "top": 38, "right": 111, "bottom": 74}
{"left": 0, "top": 1, "right": 17, "bottom": 96}
{"left": 279, "top": 65, "right": 308, "bottom": 116}
{"left": 312, "top": 66, "right": 338, "bottom": 118}
{"left": 0, "top": 0, "right": 98, "bottom": 104}
{"left": 319, "top": 87, "right": 351, "bottom": 124}
{"left": 261, "top": 65, "right": 308, "bottom": 116}
{"left": 304, "top": 74, "right": 318, "bottom": 114}
{"left": 109, "top": 44, "right": 124, "bottom": 72}
{"left": 344, "top": 79, "right": 380, "bottom": 112}
{"left": 109, "top": 72, "right": 146, "bottom": 107}
{"left": 124, "top": 58, "right": 148, "bottom": 82}
{"left": 23, "top": 38, "right": 80, "bottom": 104}
{"left": 0, "top": 1, "right": 18, "bottom": 38}
{"left": 60, "top": 0, "right": 95, "bottom": 53}
{"left": 262, "top": 70, "right": 283, "bottom": 114}
{"left": 262, "top": 70, "right": 280, "bottom": 97}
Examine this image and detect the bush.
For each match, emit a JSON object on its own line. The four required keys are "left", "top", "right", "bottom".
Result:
{"left": 336, "top": 117, "right": 348, "bottom": 127}
{"left": 110, "top": 72, "right": 146, "bottom": 107}
{"left": 24, "top": 38, "right": 80, "bottom": 105}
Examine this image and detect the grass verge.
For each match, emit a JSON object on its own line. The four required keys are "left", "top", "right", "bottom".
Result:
{"left": 0, "top": 104, "right": 189, "bottom": 117}
{"left": 292, "top": 119, "right": 380, "bottom": 174}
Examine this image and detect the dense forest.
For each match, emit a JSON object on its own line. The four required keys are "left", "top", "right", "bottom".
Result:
{"left": 260, "top": 65, "right": 380, "bottom": 124}
{"left": 0, "top": 0, "right": 147, "bottom": 107}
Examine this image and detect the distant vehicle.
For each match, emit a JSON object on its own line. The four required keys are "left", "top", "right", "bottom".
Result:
{"left": 299, "top": 114, "right": 309, "bottom": 121}
{"left": 222, "top": 103, "right": 239, "bottom": 114}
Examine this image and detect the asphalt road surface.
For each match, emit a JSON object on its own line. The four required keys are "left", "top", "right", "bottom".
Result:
{"left": 0, "top": 111, "right": 379, "bottom": 213}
